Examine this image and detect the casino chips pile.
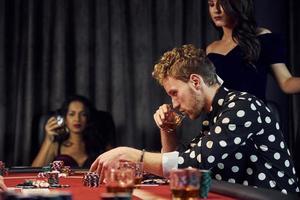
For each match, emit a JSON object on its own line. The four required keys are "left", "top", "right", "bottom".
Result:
{"left": 37, "top": 161, "right": 72, "bottom": 179}
{"left": 50, "top": 160, "right": 72, "bottom": 176}
{"left": 199, "top": 170, "right": 212, "bottom": 199}
{"left": 51, "top": 160, "right": 65, "bottom": 171}
{"left": 0, "top": 161, "right": 8, "bottom": 176}
{"left": 16, "top": 179, "right": 50, "bottom": 188}
{"left": 82, "top": 172, "right": 100, "bottom": 187}
{"left": 36, "top": 161, "right": 72, "bottom": 188}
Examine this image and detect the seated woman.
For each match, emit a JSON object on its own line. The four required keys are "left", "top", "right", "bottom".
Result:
{"left": 32, "top": 95, "right": 115, "bottom": 168}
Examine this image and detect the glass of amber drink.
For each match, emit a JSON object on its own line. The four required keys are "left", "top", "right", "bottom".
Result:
{"left": 119, "top": 161, "right": 144, "bottom": 185}
{"left": 162, "top": 107, "right": 185, "bottom": 133}
{"left": 105, "top": 165, "right": 135, "bottom": 194}
{"left": 170, "top": 168, "right": 200, "bottom": 200}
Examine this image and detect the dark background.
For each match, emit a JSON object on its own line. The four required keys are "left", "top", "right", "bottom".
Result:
{"left": 0, "top": 0, "right": 299, "bottom": 177}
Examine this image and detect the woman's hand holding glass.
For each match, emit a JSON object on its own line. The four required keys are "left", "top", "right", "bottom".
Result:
{"left": 154, "top": 104, "right": 185, "bottom": 133}
{"left": 44, "top": 116, "right": 64, "bottom": 142}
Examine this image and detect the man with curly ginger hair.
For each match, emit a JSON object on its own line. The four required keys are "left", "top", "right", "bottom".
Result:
{"left": 90, "top": 44, "right": 299, "bottom": 194}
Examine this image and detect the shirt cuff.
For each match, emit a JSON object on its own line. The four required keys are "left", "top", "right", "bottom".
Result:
{"left": 162, "top": 151, "right": 179, "bottom": 177}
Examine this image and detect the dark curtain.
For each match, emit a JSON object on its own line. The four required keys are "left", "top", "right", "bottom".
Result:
{"left": 0, "top": 0, "right": 299, "bottom": 177}
{"left": 0, "top": 0, "right": 215, "bottom": 166}
{"left": 289, "top": 0, "right": 300, "bottom": 177}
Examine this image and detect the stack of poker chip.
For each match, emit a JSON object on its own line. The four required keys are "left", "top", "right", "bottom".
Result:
{"left": 36, "top": 173, "right": 70, "bottom": 188}
{"left": 37, "top": 163, "right": 72, "bottom": 188}
{"left": 199, "top": 169, "right": 212, "bottom": 199}
{"left": 83, "top": 172, "right": 100, "bottom": 187}
{"left": 37, "top": 172, "right": 50, "bottom": 178}
{"left": 37, "top": 165, "right": 52, "bottom": 178}
{"left": 49, "top": 161, "right": 72, "bottom": 176}
{"left": 48, "top": 171, "right": 60, "bottom": 185}
{"left": 51, "top": 160, "right": 65, "bottom": 171}
{"left": 37, "top": 171, "right": 60, "bottom": 185}
{"left": 0, "top": 161, "right": 8, "bottom": 176}
{"left": 61, "top": 166, "right": 72, "bottom": 176}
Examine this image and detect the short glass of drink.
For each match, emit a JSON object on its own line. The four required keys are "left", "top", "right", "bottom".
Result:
{"left": 105, "top": 164, "right": 135, "bottom": 194}
{"left": 119, "top": 161, "right": 144, "bottom": 185}
{"left": 169, "top": 168, "right": 200, "bottom": 200}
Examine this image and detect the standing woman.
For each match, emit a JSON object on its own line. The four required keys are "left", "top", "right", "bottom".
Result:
{"left": 32, "top": 95, "right": 114, "bottom": 168}
{"left": 206, "top": 0, "right": 300, "bottom": 100}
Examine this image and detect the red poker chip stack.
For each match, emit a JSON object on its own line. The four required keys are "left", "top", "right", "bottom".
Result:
{"left": 37, "top": 161, "right": 73, "bottom": 187}
{"left": 49, "top": 161, "right": 73, "bottom": 176}
{"left": 83, "top": 172, "right": 100, "bottom": 187}
{"left": 51, "top": 160, "right": 65, "bottom": 171}
{"left": 37, "top": 172, "right": 49, "bottom": 178}
{"left": 37, "top": 171, "right": 60, "bottom": 185}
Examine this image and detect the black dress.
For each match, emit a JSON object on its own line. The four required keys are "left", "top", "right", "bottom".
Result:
{"left": 53, "top": 144, "right": 97, "bottom": 168}
{"left": 207, "top": 33, "right": 287, "bottom": 101}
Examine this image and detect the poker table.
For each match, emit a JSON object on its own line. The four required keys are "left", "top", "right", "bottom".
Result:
{"left": 2, "top": 168, "right": 299, "bottom": 200}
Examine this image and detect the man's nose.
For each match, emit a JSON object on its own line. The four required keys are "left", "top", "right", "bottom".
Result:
{"left": 172, "top": 99, "right": 179, "bottom": 109}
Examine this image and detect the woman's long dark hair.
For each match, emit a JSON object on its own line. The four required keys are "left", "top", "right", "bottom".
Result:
{"left": 57, "top": 95, "right": 106, "bottom": 156}
{"left": 214, "top": 0, "right": 260, "bottom": 65}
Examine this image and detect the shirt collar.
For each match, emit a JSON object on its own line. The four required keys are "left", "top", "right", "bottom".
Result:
{"left": 207, "top": 85, "right": 229, "bottom": 123}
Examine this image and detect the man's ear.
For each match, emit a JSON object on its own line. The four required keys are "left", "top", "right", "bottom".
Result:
{"left": 189, "top": 74, "right": 202, "bottom": 89}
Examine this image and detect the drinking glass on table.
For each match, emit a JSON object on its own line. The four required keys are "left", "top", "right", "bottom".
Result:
{"left": 105, "top": 164, "right": 135, "bottom": 194}
{"left": 119, "top": 161, "right": 144, "bottom": 185}
{"left": 169, "top": 168, "right": 200, "bottom": 200}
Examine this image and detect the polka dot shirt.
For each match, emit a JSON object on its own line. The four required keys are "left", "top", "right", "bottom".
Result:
{"left": 177, "top": 86, "right": 299, "bottom": 194}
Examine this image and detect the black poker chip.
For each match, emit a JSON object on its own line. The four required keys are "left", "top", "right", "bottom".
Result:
{"left": 83, "top": 172, "right": 100, "bottom": 187}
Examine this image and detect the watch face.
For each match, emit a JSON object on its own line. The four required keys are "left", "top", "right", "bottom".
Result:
{"left": 56, "top": 115, "right": 64, "bottom": 126}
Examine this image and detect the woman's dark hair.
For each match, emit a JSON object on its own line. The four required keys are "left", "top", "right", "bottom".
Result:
{"left": 56, "top": 95, "right": 106, "bottom": 156}
{"left": 214, "top": 0, "right": 260, "bottom": 65}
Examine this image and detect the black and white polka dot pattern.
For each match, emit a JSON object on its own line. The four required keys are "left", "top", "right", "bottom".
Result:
{"left": 177, "top": 86, "right": 299, "bottom": 194}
